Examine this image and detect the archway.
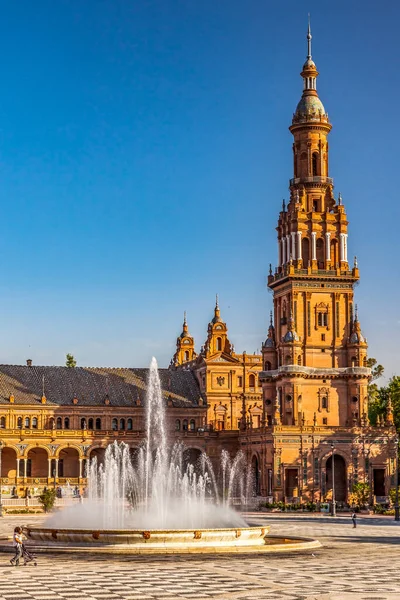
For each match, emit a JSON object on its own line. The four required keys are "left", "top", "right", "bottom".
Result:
{"left": 27, "top": 448, "right": 48, "bottom": 478}
{"left": 302, "top": 237, "right": 310, "bottom": 267}
{"left": 326, "top": 454, "right": 347, "bottom": 502}
{"left": 59, "top": 447, "right": 80, "bottom": 478}
{"left": 183, "top": 448, "right": 202, "bottom": 472}
{"left": 1, "top": 447, "right": 17, "bottom": 478}
{"left": 251, "top": 455, "right": 260, "bottom": 496}
{"left": 316, "top": 238, "right": 324, "bottom": 268}
{"left": 90, "top": 447, "right": 106, "bottom": 467}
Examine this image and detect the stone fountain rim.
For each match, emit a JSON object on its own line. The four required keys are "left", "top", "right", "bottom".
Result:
{"left": 26, "top": 525, "right": 265, "bottom": 534}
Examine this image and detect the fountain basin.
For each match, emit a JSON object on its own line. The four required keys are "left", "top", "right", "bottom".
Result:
{"left": 23, "top": 525, "right": 321, "bottom": 554}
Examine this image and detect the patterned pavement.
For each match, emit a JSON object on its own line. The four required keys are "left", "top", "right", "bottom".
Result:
{"left": 0, "top": 513, "right": 400, "bottom": 599}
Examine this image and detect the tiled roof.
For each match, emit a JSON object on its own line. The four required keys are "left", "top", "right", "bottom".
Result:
{"left": 0, "top": 365, "right": 203, "bottom": 408}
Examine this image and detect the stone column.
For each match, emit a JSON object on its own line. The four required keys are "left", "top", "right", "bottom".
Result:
{"left": 343, "top": 234, "right": 348, "bottom": 262}
{"left": 16, "top": 458, "right": 20, "bottom": 478}
{"left": 286, "top": 235, "right": 290, "bottom": 261}
{"left": 79, "top": 459, "right": 83, "bottom": 479}
{"left": 282, "top": 238, "right": 286, "bottom": 264}
{"left": 340, "top": 233, "right": 345, "bottom": 262}
{"left": 55, "top": 458, "right": 59, "bottom": 479}
{"left": 326, "top": 232, "right": 331, "bottom": 262}
{"left": 311, "top": 232, "right": 317, "bottom": 261}
{"left": 48, "top": 459, "right": 52, "bottom": 479}
{"left": 291, "top": 232, "right": 297, "bottom": 261}
{"left": 23, "top": 458, "right": 28, "bottom": 478}
{"left": 297, "top": 232, "right": 302, "bottom": 260}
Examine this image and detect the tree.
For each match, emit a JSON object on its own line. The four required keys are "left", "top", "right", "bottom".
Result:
{"left": 66, "top": 354, "right": 77, "bottom": 368}
{"left": 348, "top": 482, "right": 370, "bottom": 508}
{"left": 367, "top": 357, "right": 385, "bottom": 425}
{"left": 366, "top": 358, "right": 384, "bottom": 382}
{"left": 38, "top": 488, "right": 57, "bottom": 513}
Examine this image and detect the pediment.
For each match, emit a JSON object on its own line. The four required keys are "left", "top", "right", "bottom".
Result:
{"left": 206, "top": 352, "right": 239, "bottom": 364}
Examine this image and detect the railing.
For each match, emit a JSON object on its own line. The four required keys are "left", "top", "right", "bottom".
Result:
{"left": 260, "top": 365, "right": 371, "bottom": 378}
{"left": 289, "top": 176, "right": 333, "bottom": 186}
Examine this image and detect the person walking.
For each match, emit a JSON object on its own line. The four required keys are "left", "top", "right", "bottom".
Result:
{"left": 10, "top": 527, "right": 23, "bottom": 566}
{"left": 351, "top": 511, "right": 357, "bottom": 528}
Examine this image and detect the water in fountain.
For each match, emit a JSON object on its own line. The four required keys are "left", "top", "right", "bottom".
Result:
{"left": 46, "top": 358, "right": 250, "bottom": 529}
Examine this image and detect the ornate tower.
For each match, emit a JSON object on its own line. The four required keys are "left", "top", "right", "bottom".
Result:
{"left": 172, "top": 312, "right": 197, "bottom": 366}
{"left": 203, "top": 296, "right": 233, "bottom": 357}
{"left": 261, "top": 24, "right": 370, "bottom": 427}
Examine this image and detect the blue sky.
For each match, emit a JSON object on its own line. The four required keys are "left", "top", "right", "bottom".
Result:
{"left": 0, "top": 0, "right": 398, "bottom": 381}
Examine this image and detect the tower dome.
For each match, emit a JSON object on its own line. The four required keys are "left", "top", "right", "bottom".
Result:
{"left": 292, "top": 20, "right": 329, "bottom": 125}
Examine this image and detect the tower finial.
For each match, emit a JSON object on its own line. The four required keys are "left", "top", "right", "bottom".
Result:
{"left": 307, "top": 14, "right": 312, "bottom": 60}
{"left": 270, "top": 310, "right": 273, "bottom": 326}
{"left": 215, "top": 293, "right": 219, "bottom": 309}
{"left": 354, "top": 304, "right": 358, "bottom": 322}
{"left": 184, "top": 310, "right": 187, "bottom": 325}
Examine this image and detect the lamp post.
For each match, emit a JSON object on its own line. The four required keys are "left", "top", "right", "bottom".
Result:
{"left": 395, "top": 435, "right": 399, "bottom": 522}
{"left": 331, "top": 442, "right": 336, "bottom": 517}
{"left": 0, "top": 441, "right": 3, "bottom": 517}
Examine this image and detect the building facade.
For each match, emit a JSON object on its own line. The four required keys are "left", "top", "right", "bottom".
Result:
{"left": 0, "top": 26, "right": 395, "bottom": 505}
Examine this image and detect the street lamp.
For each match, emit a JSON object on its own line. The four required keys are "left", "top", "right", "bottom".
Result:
{"left": 394, "top": 435, "right": 399, "bottom": 522}
{"left": 331, "top": 442, "right": 336, "bottom": 517}
{"left": 0, "top": 441, "right": 3, "bottom": 517}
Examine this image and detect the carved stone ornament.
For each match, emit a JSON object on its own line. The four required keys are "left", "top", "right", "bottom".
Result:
{"left": 216, "top": 376, "right": 225, "bottom": 386}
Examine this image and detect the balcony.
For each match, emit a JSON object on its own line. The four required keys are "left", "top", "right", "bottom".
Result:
{"left": 290, "top": 176, "right": 333, "bottom": 186}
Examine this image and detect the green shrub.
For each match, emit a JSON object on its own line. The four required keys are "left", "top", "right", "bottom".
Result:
{"left": 38, "top": 488, "right": 57, "bottom": 513}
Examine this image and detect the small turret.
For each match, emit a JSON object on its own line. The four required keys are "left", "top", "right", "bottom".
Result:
{"left": 171, "top": 312, "right": 197, "bottom": 367}
{"left": 203, "top": 296, "right": 232, "bottom": 357}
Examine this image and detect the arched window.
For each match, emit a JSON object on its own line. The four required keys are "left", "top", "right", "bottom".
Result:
{"left": 32, "top": 417, "right": 38, "bottom": 429}
{"left": 49, "top": 417, "right": 55, "bottom": 429}
{"left": 285, "top": 355, "right": 291, "bottom": 365}
{"left": 363, "top": 356, "right": 367, "bottom": 367}
{"left": 330, "top": 239, "right": 338, "bottom": 267}
{"left": 302, "top": 237, "right": 310, "bottom": 267}
{"left": 64, "top": 417, "right": 70, "bottom": 429}
{"left": 297, "top": 355, "right": 302, "bottom": 366}
{"left": 88, "top": 418, "right": 94, "bottom": 430}
{"left": 184, "top": 350, "right": 190, "bottom": 361}
{"left": 183, "top": 419, "right": 188, "bottom": 431}
{"left": 264, "top": 361, "right": 271, "bottom": 371}
{"left": 120, "top": 418, "right": 125, "bottom": 430}
{"left": 56, "top": 417, "right": 62, "bottom": 429}
{"left": 216, "top": 337, "right": 222, "bottom": 352}
{"left": 112, "top": 418, "right": 118, "bottom": 431}
{"left": 0, "top": 416, "right": 5, "bottom": 428}
{"left": 81, "top": 418, "right": 87, "bottom": 430}
{"left": 312, "top": 152, "right": 319, "bottom": 176}
{"left": 351, "top": 356, "right": 357, "bottom": 368}
{"left": 189, "top": 419, "right": 195, "bottom": 431}
{"left": 316, "top": 238, "right": 324, "bottom": 268}
{"left": 95, "top": 418, "right": 101, "bottom": 430}
{"left": 249, "top": 374, "right": 256, "bottom": 388}
{"left": 127, "top": 418, "right": 133, "bottom": 431}
{"left": 175, "top": 419, "right": 181, "bottom": 431}
{"left": 322, "top": 396, "right": 328, "bottom": 409}
{"left": 24, "top": 417, "right": 30, "bottom": 429}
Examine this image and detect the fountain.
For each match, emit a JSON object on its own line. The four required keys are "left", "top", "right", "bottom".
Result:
{"left": 24, "top": 358, "right": 320, "bottom": 553}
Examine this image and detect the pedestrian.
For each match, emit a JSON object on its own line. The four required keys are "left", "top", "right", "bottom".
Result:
{"left": 351, "top": 511, "right": 357, "bottom": 528}
{"left": 10, "top": 526, "right": 23, "bottom": 566}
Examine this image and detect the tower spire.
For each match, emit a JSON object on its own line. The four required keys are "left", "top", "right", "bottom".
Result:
{"left": 307, "top": 14, "right": 312, "bottom": 59}
{"left": 183, "top": 311, "right": 188, "bottom": 335}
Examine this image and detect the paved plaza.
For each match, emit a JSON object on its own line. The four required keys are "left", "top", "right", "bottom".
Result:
{"left": 0, "top": 513, "right": 399, "bottom": 599}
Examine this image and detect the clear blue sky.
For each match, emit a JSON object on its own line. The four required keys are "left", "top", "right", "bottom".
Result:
{"left": 0, "top": 0, "right": 398, "bottom": 381}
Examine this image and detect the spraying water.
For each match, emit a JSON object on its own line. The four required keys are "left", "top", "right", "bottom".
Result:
{"left": 46, "top": 358, "right": 251, "bottom": 529}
